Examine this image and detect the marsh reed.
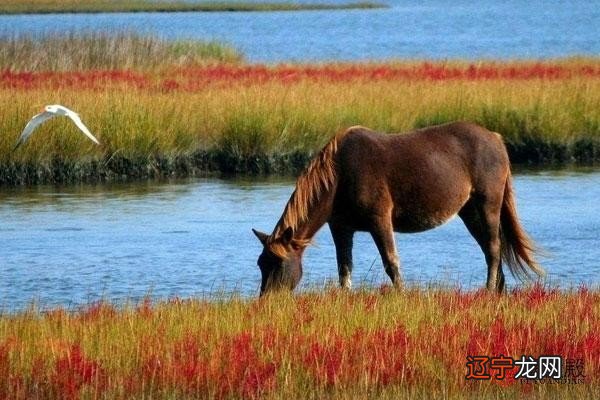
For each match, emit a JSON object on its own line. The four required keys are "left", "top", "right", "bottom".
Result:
{"left": 0, "top": 32, "right": 243, "bottom": 72}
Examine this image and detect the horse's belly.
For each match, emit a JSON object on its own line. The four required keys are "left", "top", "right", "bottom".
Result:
{"left": 393, "top": 211, "right": 458, "bottom": 233}
{"left": 391, "top": 190, "right": 467, "bottom": 233}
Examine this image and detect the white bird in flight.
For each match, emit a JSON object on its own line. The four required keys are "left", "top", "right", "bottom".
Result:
{"left": 14, "top": 104, "right": 100, "bottom": 150}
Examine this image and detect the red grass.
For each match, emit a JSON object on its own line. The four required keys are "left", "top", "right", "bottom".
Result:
{"left": 2, "top": 62, "right": 599, "bottom": 91}
{"left": 1, "top": 288, "right": 598, "bottom": 398}
{"left": 76, "top": 301, "right": 117, "bottom": 322}
{"left": 304, "top": 333, "right": 345, "bottom": 386}
{"left": 0, "top": 69, "right": 148, "bottom": 91}
{"left": 512, "top": 282, "right": 560, "bottom": 308}
{"left": 50, "top": 345, "right": 107, "bottom": 400}
{"left": 136, "top": 331, "right": 278, "bottom": 399}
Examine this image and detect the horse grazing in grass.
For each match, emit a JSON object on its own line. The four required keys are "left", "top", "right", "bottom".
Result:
{"left": 253, "top": 122, "right": 544, "bottom": 295}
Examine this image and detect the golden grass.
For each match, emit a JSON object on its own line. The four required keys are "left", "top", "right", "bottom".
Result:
{"left": 0, "top": 56, "right": 598, "bottom": 182}
{"left": 0, "top": 286, "right": 598, "bottom": 398}
{"left": 1, "top": 77, "right": 598, "bottom": 164}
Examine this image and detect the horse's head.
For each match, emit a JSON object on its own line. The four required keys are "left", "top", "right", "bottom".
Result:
{"left": 252, "top": 227, "right": 304, "bottom": 296}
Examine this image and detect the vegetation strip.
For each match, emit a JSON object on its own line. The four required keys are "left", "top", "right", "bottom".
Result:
{"left": 3, "top": 62, "right": 600, "bottom": 82}
{"left": 1, "top": 73, "right": 598, "bottom": 184}
{"left": 1, "top": 33, "right": 598, "bottom": 183}
{"left": 0, "top": 0, "right": 387, "bottom": 15}
{"left": 0, "top": 286, "right": 598, "bottom": 398}
{"left": 0, "top": 32, "right": 244, "bottom": 71}
{"left": 1, "top": 141, "right": 599, "bottom": 186}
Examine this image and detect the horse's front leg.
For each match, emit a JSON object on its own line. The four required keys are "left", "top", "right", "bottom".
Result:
{"left": 369, "top": 216, "right": 403, "bottom": 289}
{"left": 329, "top": 223, "right": 354, "bottom": 289}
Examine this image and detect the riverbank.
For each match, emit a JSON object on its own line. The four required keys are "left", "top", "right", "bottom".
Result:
{"left": 0, "top": 150, "right": 313, "bottom": 185}
{"left": 1, "top": 143, "right": 599, "bottom": 185}
{"left": 0, "top": 286, "right": 598, "bottom": 398}
{"left": 1, "top": 62, "right": 599, "bottom": 184}
{"left": 0, "top": 0, "right": 386, "bottom": 14}
{"left": 1, "top": 33, "right": 598, "bottom": 184}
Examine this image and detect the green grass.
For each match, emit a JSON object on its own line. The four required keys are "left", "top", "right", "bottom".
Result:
{"left": 0, "top": 32, "right": 243, "bottom": 71}
{"left": 0, "top": 0, "right": 387, "bottom": 14}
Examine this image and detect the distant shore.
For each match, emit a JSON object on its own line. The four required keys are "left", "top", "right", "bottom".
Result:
{"left": 0, "top": 1, "right": 387, "bottom": 15}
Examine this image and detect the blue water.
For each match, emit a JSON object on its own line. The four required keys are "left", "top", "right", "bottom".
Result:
{"left": 0, "top": 0, "right": 598, "bottom": 62}
{"left": 0, "top": 169, "right": 599, "bottom": 311}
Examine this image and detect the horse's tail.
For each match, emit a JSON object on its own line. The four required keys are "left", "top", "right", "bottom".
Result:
{"left": 500, "top": 172, "right": 545, "bottom": 281}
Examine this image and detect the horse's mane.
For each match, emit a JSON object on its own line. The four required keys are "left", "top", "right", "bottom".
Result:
{"left": 271, "top": 128, "right": 353, "bottom": 248}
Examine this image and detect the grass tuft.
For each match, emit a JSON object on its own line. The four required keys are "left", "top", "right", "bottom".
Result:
{"left": 0, "top": 32, "right": 243, "bottom": 72}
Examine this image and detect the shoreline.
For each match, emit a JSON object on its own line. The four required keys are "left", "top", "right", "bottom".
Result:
{"left": 1, "top": 141, "right": 598, "bottom": 185}
{"left": 0, "top": 1, "right": 387, "bottom": 15}
{"left": 4, "top": 280, "right": 599, "bottom": 314}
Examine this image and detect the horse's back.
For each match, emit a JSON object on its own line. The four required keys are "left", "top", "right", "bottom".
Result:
{"left": 337, "top": 121, "right": 508, "bottom": 177}
{"left": 334, "top": 122, "right": 510, "bottom": 232}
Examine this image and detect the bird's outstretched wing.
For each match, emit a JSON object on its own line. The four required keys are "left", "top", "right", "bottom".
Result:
{"left": 64, "top": 109, "right": 100, "bottom": 145}
{"left": 14, "top": 111, "right": 54, "bottom": 150}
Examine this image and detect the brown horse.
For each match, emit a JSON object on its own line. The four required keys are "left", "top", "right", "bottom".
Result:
{"left": 253, "top": 122, "right": 544, "bottom": 295}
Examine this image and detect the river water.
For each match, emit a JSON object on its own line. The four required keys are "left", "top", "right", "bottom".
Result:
{"left": 0, "top": 169, "right": 598, "bottom": 310}
{"left": 0, "top": 0, "right": 598, "bottom": 62}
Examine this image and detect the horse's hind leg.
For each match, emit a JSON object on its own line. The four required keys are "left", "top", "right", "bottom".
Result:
{"left": 369, "top": 214, "right": 403, "bottom": 289}
{"left": 330, "top": 223, "right": 354, "bottom": 289}
{"left": 459, "top": 197, "right": 505, "bottom": 293}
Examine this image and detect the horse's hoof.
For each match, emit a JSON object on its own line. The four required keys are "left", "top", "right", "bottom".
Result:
{"left": 393, "top": 280, "right": 403, "bottom": 291}
{"left": 339, "top": 276, "right": 352, "bottom": 290}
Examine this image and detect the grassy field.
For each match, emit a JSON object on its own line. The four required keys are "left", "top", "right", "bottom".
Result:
{"left": 0, "top": 286, "right": 598, "bottom": 399}
{"left": 0, "top": 0, "right": 386, "bottom": 14}
{"left": 0, "top": 34, "right": 599, "bottom": 183}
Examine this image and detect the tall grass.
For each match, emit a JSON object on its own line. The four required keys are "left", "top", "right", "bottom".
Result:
{"left": 1, "top": 76, "right": 598, "bottom": 161}
{"left": 0, "top": 32, "right": 243, "bottom": 72}
{"left": 0, "top": 57, "right": 598, "bottom": 182}
{"left": 0, "top": 286, "right": 598, "bottom": 398}
{"left": 0, "top": 0, "right": 386, "bottom": 14}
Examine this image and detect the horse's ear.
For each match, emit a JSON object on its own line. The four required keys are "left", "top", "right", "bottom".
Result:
{"left": 252, "top": 229, "right": 269, "bottom": 245}
{"left": 281, "top": 226, "right": 294, "bottom": 246}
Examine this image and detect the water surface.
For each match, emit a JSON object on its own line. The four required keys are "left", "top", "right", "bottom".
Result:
{"left": 1, "top": 0, "right": 598, "bottom": 61}
{"left": 1, "top": 169, "right": 599, "bottom": 311}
